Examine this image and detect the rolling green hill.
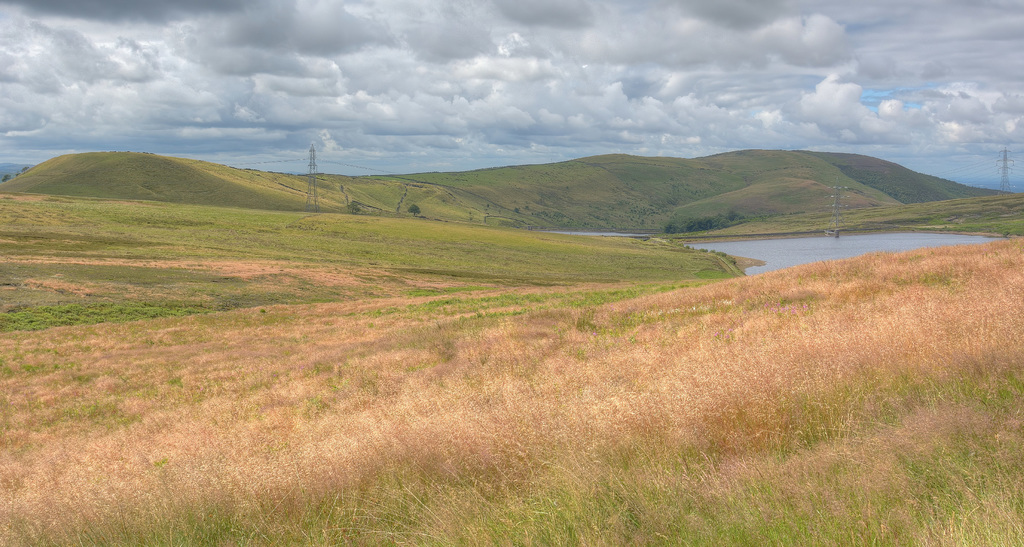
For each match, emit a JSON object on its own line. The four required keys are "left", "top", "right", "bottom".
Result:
{"left": 661, "top": 150, "right": 898, "bottom": 222}
{"left": 1, "top": 152, "right": 317, "bottom": 211}
{"left": 385, "top": 150, "right": 995, "bottom": 230}
{"left": 1, "top": 150, "right": 998, "bottom": 231}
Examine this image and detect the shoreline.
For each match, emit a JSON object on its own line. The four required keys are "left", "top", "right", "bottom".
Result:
{"left": 731, "top": 255, "right": 768, "bottom": 271}
{"left": 674, "top": 228, "right": 1012, "bottom": 244}
{"left": 686, "top": 231, "right": 1008, "bottom": 275}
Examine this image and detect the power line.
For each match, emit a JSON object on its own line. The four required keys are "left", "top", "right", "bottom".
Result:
{"left": 927, "top": 156, "right": 1008, "bottom": 190}
{"left": 318, "top": 159, "right": 393, "bottom": 174}
{"left": 933, "top": 158, "right": 996, "bottom": 179}
{"left": 230, "top": 157, "right": 397, "bottom": 175}
{"left": 231, "top": 158, "right": 307, "bottom": 166}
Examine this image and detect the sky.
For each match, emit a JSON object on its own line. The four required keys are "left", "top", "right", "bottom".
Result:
{"left": 1, "top": 0, "right": 1022, "bottom": 188}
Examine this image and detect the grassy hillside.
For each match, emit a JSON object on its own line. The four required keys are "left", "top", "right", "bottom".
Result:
{"left": 664, "top": 150, "right": 898, "bottom": 222}
{"left": 383, "top": 151, "right": 896, "bottom": 229}
{"left": 2, "top": 150, "right": 997, "bottom": 231}
{"left": 680, "top": 192, "right": 1024, "bottom": 238}
{"left": 393, "top": 150, "right": 996, "bottom": 230}
{"left": 2, "top": 228, "right": 1022, "bottom": 544}
{"left": 0, "top": 194, "right": 736, "bottom": 330}
{"left": 3, "top": 152, "right": 318, "bottom": 211}
{"left": 808, "top": 151, "right": 996, "bottom": 203}
{"left": 393, "top": 154, "right": 747, "bottom": 229}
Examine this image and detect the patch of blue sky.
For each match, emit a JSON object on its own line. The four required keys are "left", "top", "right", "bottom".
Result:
{"left": 861, "top": 87, "right": 928, "bottom": 112}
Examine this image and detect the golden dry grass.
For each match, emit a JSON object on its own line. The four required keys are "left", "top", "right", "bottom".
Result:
{"left": 1, "top": 240, "right": 1023, "bottom": 544}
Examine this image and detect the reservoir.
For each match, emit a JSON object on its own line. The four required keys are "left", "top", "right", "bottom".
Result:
{"left": 688, "top": 232, "right": 1003, "bottom": 275}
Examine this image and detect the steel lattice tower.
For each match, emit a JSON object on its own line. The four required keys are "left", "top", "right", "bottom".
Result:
{"left": 999, "top": 148, "right": 1014, "bottom": 193}
{"left": 826, "top": 185, "right": 846, "bottom": 238}
{"left": 305, "top": 144, "right": 319, "bottom": 213}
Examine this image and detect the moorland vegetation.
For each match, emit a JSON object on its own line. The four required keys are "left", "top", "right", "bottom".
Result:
{"left": 0, "top": 151, "right": 1022, "bottom": 544}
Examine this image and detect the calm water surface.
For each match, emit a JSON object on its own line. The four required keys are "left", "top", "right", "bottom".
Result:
{"left": 690, "top": 233, "right": 1003, "bottom": 275}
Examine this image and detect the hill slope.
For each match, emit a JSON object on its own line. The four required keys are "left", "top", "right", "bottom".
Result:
{"left": 663, "top": 150, "right": 899, "bottom": 221}
{"left": 1, "top": 150, "right": 998, "bottom": 230}
{"left": 806, "top": 151, "right": 993, "bottom": 203}
{"left": 391, "top": 150, "right": 994, "bottom": 229}
{"left": 688, "top": 191, "right": 1024, "bottom": 238}
{"left": 1, "top": 152, "right": 318, "bottom": 211}
{"left": 3, "top": 223, "right": 1023, "bottom": 543}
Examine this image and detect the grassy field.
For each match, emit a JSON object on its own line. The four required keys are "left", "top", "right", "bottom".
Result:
{"left": 1, "top": 187, "right": 1022, "bottom": 543}
{"left": 0, "top": 193, "right": 735, "bottom": 329}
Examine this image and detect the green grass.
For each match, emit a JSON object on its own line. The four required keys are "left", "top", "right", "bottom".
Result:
{"left": 0, "top": 194, "right": 732, "bottom": 331}
{"left": 378, "top": 282, "right": 698, "bottom": 321}
{"left": 805, "top": 151, "right": 997, "bottom": 203}
{"left": 0, "top": 303, "right": 208, "bottom": 332}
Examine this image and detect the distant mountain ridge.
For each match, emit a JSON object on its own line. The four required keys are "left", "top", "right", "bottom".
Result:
{"left": 0, "top": 150, "right": 998, "bottom": 231}
{"left": 0, "top": 163, "right": 31, "bottom": 176}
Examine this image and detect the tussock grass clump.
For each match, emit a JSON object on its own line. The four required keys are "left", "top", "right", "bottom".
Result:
{"left": 2, "top": 240, "right": 1024, "bottom": 544}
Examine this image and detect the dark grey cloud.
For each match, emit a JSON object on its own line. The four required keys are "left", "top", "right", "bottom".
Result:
{"left": 172, "top": 1, "right": 393, "bottom": 76}
{"left": 0, "top": 0, "right": 246, "bottom": 22}
{"left": 491, "top": 0, "right": 594, "bottom": 28}
{"left": 666, "top": 0, "right": 798, "bottom": 29}
{"left": 574, "top": 10, "right": 848, "bottom": 71}
{"left": 389, "top": 0, "right": 497, "bottom": 62}
{"left": 403, "top": 18, "right": 493, "bottom": 62}
{"left": 215, "top": 1, "right": 391, "bottom": 56}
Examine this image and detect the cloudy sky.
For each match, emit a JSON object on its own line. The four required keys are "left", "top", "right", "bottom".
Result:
{"left": 1, "top": 0, "right": 1022, "bottom": 187}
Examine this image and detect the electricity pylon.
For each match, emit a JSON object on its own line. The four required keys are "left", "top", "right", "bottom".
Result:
{"left": 305, "top": 144, "right": 319, "bottom": 213}
{"left": 999, "top": 148, "right": 1014, "bottom": 193}
{"left": 826, "top": 184, "right": 846, "bottom": 238}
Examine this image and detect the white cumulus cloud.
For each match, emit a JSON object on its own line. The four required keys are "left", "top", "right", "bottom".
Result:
{"left": 0, "top": 0, "right": 1021, "bottom": 184}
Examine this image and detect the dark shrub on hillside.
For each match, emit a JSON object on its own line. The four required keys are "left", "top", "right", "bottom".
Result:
{"left": 664, "top": 211, "right": 745, "bottom": 234}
